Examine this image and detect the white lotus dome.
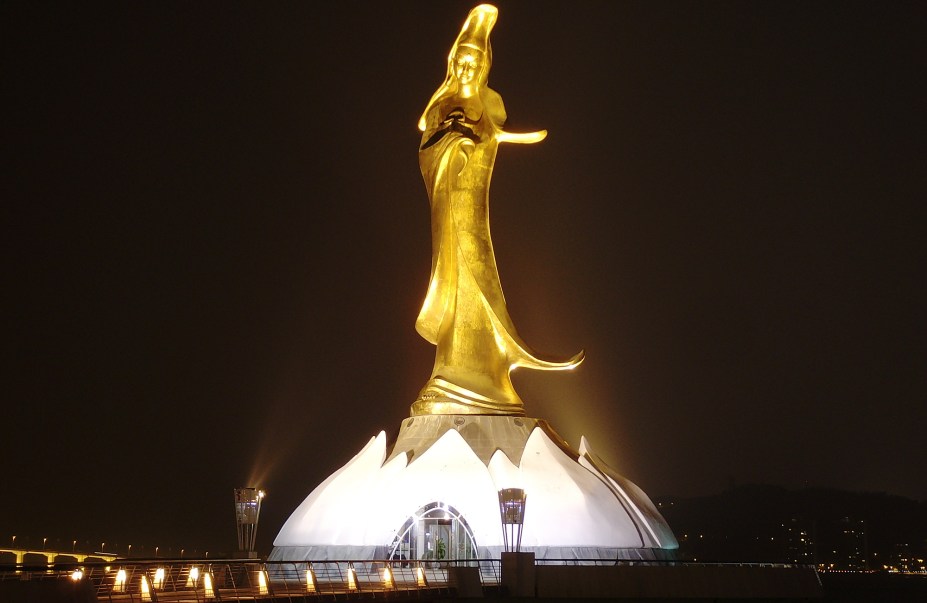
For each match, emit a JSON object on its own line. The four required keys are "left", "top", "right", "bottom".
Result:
{"left": 270, "top": 416, "right": 676, "bottom": 561}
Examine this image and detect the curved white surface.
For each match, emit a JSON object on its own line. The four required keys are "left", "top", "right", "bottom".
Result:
{"left": 272, "top": 426, "right": 677, "bottom": 558}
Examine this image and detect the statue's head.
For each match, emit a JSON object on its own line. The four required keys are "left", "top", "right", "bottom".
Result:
{"left": 447, "top": 4, "right": 497, "bottom": 86}
{"left": 451, "top": 45, "right": 485, "bottom": 85}
{"left": 418, "top": 5, "right": 499, "bottom": 132}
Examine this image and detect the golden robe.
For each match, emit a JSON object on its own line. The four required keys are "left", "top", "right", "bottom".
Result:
{"left": 411, "top": 5, "right": 582, "bottom": 416}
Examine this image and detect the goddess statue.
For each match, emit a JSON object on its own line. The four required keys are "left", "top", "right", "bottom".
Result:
{"left": 412, "top": 4, "right": 583, "bottom": 416}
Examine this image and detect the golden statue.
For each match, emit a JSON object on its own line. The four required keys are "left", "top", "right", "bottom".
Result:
{"left": 412, "top": 4, "right": 583, "bottom": 417}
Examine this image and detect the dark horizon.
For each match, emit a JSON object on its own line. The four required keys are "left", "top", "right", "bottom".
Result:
{"left": 4, "top": 1, "right": 924, "bottom": 556}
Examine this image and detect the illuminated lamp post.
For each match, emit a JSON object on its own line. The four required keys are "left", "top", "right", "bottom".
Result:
{"left": 498, "top": 488, "right": 526, "bottom": 553}
{"left": 499, "top": 488, "right": 533, "bottom": 597}
{"left": 234, "top": 487, "right": 265, "bottom": 558}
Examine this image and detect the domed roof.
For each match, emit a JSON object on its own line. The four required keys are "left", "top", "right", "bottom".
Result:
{"left": 270, "top": 416, "right": 676, "bottom": 561}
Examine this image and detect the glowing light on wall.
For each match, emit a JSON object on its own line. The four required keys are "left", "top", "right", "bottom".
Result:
{"left": 153, "top": 567, "right": 165, "bottom": 589}
{"left": 114, "top": 569, "right": 127, "bottom": 592}
{"left": 416, "top": 566, "right": 427, "bottom": 587}
{"left": 347, "top": 566, "right": 358, "bottom": 590}
{"left": 187, "top": 566, "right": 199, "bottom": 587}
{"left": 70, "top": 568, "right": 83, "bottom": 581}
{"left": 204, "top": 572, "right": 214, "bottom": 599}
{"left": 140, "top": 575, "right": 151, "bottom": 602}
{"left": 306, "top": 568, "right": 316, "bottom": 593}
{"left": 382, "top": 566, "right": 395, "bottom": 589}
{"left": 258, "top": 569, "right": 269, "bottom": 595}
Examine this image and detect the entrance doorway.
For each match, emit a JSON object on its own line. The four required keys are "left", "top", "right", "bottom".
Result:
{"left": 389, "top": 502, "right": 478, "bottom": 561}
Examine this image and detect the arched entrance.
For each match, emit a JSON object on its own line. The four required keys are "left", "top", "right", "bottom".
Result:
{"left": 389, "top": 502, "right": 478, "bottom": 561}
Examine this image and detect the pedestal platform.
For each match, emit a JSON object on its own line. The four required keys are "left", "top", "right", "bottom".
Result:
{"left": 270, "top": 415, "right": 677, "bottom": 561}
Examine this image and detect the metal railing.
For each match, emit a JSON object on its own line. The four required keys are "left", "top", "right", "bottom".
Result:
{"left": 0, "top": 558, "right": 502, "bottom": 601}
{"left": 533, "top": 558, "right": 808, "bottom": 568}
{"left": 0, "top": 557, "right": 818, "bottom": 601}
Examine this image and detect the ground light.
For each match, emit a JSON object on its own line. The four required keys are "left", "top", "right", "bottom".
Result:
{"left": 114, "top": 568, "right": 126, "bottom": 592}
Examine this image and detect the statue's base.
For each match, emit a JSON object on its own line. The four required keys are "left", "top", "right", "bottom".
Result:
{"left": 270, "top": 414, "right": 677, "bottom": 562}
{"left": 411, "top": 377, "right": 525, "bottom": 416}
{"left": 385, "top": 414, "right": 569, "bottom": 466}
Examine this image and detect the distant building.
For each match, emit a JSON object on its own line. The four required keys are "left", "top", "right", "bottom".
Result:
{"left": 782, "top": 518, "right": 814, "bottom": 565}
{"left": 838, "top": 517, "right": 867, "bottom": 570}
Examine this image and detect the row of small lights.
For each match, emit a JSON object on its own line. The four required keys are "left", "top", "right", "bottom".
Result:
{"left": 67, "top": 564, "right": 431, "bottom": 595}
{"left": 69, "top": 566, "right": 218, "bottom": 598}
{"left": 816, "top": 563, "right": 927, "bottom": 574}
{"left": 12, "top": 488, "right": 267, "bottom": 557}
{"left": 7, "top": 535, "right": 205, "bottom": 558}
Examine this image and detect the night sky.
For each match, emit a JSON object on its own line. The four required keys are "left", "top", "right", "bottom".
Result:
{"left": 4, "top": 1, "right": 924, "bottom": 556}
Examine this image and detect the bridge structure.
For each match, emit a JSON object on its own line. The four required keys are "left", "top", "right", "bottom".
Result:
{"left": 0, "top": 547, "right": 118, "bottom": 567}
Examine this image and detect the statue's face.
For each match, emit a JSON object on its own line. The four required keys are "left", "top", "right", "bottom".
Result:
{"left": 452, "top": 48, "right": 483, "bottom": 85}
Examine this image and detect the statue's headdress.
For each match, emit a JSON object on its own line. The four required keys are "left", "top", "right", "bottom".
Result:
{"left": 418, "top": 4, "right": 498, "bottom": 131}
{"left": 448, "top": 3, "right": 496, "bottom": 75}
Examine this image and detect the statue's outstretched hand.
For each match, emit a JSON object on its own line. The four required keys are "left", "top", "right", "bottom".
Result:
{"left": 497, "top": 130, "right": 547, "bottom": 144}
